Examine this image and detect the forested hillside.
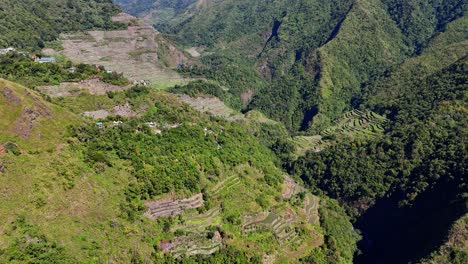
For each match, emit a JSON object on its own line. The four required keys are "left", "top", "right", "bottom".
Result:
{"left": 0, "top": 0, "right": 123, "bottom": 50}
{"left": 125, "top": 0, "right": 466, "bottom": 131}
{"left": 118, "top": 0, "right": 468, "bottom": 263}
{"left": 0, "top": 1, "right": 359, "bottom": 262}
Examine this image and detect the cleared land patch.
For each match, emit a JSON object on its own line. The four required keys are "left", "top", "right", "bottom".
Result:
{"left": 161, "top": 232, "right": 222, "bottom": 257}
{"left": 59, "top": 13, "right": 190, "bottom": 89}
{"left": 177, "top": 95, "right": 244, "bottom": 121}
{"left": 37, "top": 78, "right": 129, "bottom": 97}
{"left": 282, "top": 174, "right": 304, "bottom": 199}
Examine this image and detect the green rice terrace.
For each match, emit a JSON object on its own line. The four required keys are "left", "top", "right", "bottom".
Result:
{"left": 293, "top": 109, "right": 387, "bottom": 157}
{"left": 139, "top": 169, "right": 323, "bottom": 260}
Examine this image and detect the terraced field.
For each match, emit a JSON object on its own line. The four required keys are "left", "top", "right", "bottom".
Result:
{"left": 173, "top": 207, "right": 222, "bottom": 232}
{"left": 177, "top": 95, "right": 244, "bottom": 121}
{"left": 144, "top": 193, "right": 204, "bottom": 220}
{"left": 210, "top": 175, "right": 242, "bottom": 197}
{"left": 243, "top": 211, "right": 301, "bottom": 245}
{"left": 282, "top": 174, "right": 305, "bottom": 199}
{"left": 37, "top": 78, "right": 129, "bottom": 97}
{"left": 141, "top": 170, "right": 323, "bottom": 260}
{"left": 57, "top": 13, "right": 190, "bottom": 89}
{"left": 294, "top": 110, "right": 387, "bottom": 157}
{"left": 321, "top": 110, "right": 386, "bottom": 138}
{"left": 162, "top": 232, "right": 222, "bottom": 257}
{"left": 304, "top": 195, "right": 320, "bottom": 224}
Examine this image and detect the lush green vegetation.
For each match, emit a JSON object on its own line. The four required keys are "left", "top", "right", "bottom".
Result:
{"left": 0, "top": 0, "right": 123, "bottom": 50}
{"left": 122, "top": 1, "right": 467, "bottom": 262}
{"left": 302, "top": 199, "right": 360, "bottom": 264}
{"left": 127, "top": 0, "right": 466, "bottom": 132}
{"left": 0, "top": 216, "right": 72, "bottom": 264}
{"left": 116, "top": 0, "right": 198, "bottom": 22}
{"left": 1, "top": 79, "right": 354, "bottom": 262}
{"left": 69, "top": 96, "right": 284, "bottom": 219}
{"left": 0, "top": 0, "right": 466, "bottom": 262}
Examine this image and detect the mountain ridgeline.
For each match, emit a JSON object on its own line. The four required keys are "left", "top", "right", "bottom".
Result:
{"left": 119, "top": 0, "right": 466, "bottom": 131}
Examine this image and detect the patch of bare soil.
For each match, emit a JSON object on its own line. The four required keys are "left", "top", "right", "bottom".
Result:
{"left": 60, "top": 13, "right": 189, "bottom": 87}
{"left": 113, "top": 102, "right": 137, "bottom": 118}
{"left": 82, "top": 102, "right": 138, "bottom": 120}
{"left": 10, "top": 91, "right": 52, "bottom": 139}
{"left": 240, "top": 89, "right": 254, "bottom": 107}
{"left": 0, "top": 145, "right": 5, "bottom": 156}
{"left": 281, "top": 175, "right": 304, "bottom": 199}
{"left": 177, "top": 94, "right": 244, "bottom": 121}
{"left": 3, "top": 87, "right": 21, "bottom": 105}
{"left": 37, "top": 78, "right": 129, "bottom": 97}
{"left": 185, "top": 47, "right": 202, "bottom": 57}
{"left": 83, "top": 110, "right": 109, "bottom": 120}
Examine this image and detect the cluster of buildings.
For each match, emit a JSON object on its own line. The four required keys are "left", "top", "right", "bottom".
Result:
{"left": 133, "top": 79, "right": 150, "bottom": 86}
{"left": 36, "top": 57, "right": 56, "bottom": 63}
{"left": 95, "top": 120, "right": 181, "bottom": 135}
{"left": 1, "top": 47, "right": 57, "bottom": 64}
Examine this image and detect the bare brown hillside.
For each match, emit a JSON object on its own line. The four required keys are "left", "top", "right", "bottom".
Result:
{"left": 57, "top": 13, "right": 190, "bottom": 89}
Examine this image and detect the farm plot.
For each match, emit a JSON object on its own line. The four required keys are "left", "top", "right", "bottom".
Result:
{"left": 293, "top": 110, "right": 387, "bottom": 156}
{"left": 303, "top": 195, "right": 320, "bottom": 224}
{"left": 173, "top": 207, "right": 222, "bottom": 232}
{"left": 58, "top": 13, "right": 189, "bottom": 89}
{"left": 177, "top": 95, "right": 244, "bottom": 121}
{"left": 282, "top": 174, "right": 305, "bottom": 199}
{"left": 321, "top": 109, "right": 386, "bottom": 138}
{"left": 161, "top": 232, "right": 222, "bottom": 257}
{"left": 144, "top": 193, "right": 204, "bottom": 220}
{"left": 37, "top": 78, "right": 129, "bottom": 98}
{"left": 210, "top": 175, "right": 242, "bottom": 197}
{"left": 243, "top": 211, "right": 301, "bottom": 245}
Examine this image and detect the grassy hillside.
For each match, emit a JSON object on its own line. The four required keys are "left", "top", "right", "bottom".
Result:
{"left": 0, "top": 78, "right": 358, "bottom": 262}
{"left": 0, "top": 0, "right": 123, "bottom": 50}
{"left": 0, "top": 79, "right": 81, "bottom": 151}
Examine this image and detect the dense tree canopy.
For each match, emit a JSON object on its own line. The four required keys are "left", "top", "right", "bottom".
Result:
{"left": 0, "top": 0, "right": 123, "bottom": 50}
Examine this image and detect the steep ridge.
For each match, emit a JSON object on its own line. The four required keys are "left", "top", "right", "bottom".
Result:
{"left": 117, "top": 1, "right": 468, "bottom": 263}
{"left": 126, "top": 0, "right": 466, "bottom": 131}
{"left": 310, "top": 0, "right": 408, "bottom": 129}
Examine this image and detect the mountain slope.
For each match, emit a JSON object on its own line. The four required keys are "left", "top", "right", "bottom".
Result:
{"left": 0, "top": 77, "right": 358, "bottom": 262}
{"left": 115, "top": 1, "right": 468, "bottom": 262}
{"left": 0, "top": 78, "right": 79, "bottom": 151}
{"left": 128, "top": 0, "right": 466, "bottom": 132}
{"left": 0, "top": 0, "right": 123, "bottom": 50}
